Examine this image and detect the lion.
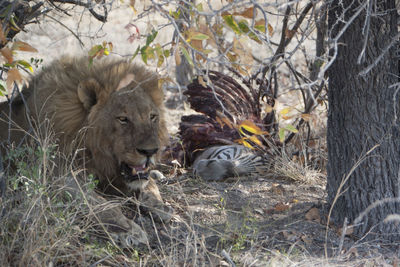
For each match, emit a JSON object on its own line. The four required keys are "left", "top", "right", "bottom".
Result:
{"left": 0, "top": 56, "right": 173, "bottom": 247}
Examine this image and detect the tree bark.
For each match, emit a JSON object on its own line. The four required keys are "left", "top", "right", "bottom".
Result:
{"left": 327, "top": 0, "right": 400, "bottom": 241}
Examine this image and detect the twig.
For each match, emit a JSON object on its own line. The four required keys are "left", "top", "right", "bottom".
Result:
{"left": 0, "top": 151, "right": 4, "bottom": 198}
{"left": 89, "top": 255, "right": 111, "bottom": 267}
{"left": 45, "top": 14, "right": 85, "bottom": 47}
{"left": 284, "top": 81, "right": 325, "bottom": 145}
{"left": 284, "top": 2, "right": 314, "bottom": 46}
{"left": 50, "top": 0, "right": 108, "bottom": 22}
{"left": 221, "top": 249, "right": 236, "bottom": 267}
{"left": 324, "top": 144, "right": 379, "bottom": 258}
{"left": 336, "top": 217, "right": 348, "bottom": 257}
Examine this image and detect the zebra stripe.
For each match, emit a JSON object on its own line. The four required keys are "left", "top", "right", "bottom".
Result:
{"left": 193, "top": 145, "right": 268, "bottom": 181}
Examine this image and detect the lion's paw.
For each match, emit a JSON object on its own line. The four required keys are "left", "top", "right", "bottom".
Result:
{"left": 139, "top": 193, "right": 173, "bottom": 223}
{"left": 111, "top": 222, "right": 148, "bottom": 248}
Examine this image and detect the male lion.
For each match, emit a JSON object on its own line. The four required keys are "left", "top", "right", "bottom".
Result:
{"left": 0, "top": 56, "right": 172, "bottom": 247}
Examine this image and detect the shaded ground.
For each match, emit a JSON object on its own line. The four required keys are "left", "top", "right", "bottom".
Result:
{"left": 146, "top": 167, "right": 397, "bottom": 266}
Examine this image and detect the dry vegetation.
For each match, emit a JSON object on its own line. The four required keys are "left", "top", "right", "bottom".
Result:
{"left": 1, "top": 0, "right": 399, "bottom": 266}
{"left": 0, "top": 118, "right": 396, "bottom": 266}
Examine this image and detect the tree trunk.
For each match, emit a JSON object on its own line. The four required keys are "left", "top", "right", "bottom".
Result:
{"left": 327, "top": 0, "right": 400, "bottom": 241}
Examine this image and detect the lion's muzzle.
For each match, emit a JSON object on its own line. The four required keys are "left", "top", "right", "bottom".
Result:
{"left": 120, "top": 162, "right": 151, "bottom": 181}
{"left": 120, "top": 148, "right": 158, "bottom": 182}
{"left": 136, "top": 148, "right": 158, "bottom": 157}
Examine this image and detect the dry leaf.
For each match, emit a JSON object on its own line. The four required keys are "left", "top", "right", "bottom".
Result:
{"left": 238, "top": 120, "right": 268, "bottom": 136}
{"left": 271, "top": 213, "right": 285, "bottom": 220}
{"left": 282, "top": 230, "right": 298, "bottom": 241}
{"left": 191, "top": 39, "right": 203, "bottom": 51}
{"left": 337, "top": 225, "right": 353, "bottom": 236}
{"left": 393, "top": 256, "right": 399, "bottom": 267}
{"left": 274, "top": 202, "right": 290, "bottom": 212}
{"left": 347, "top": 247, "right": 359, "bottom": 257}
{"left": 300, "top": 113, "right": 312, "bottom": 121}
{"left": 6, "top": 68, "right": 23, "bottom": 90}
{"left": 233, "top": 7, "right": 254, "bottom": 18}
{"left": 12, "top": 41, "right": 38, "bottom": 52}
{"left": 0, "top": 47, "right": 13, "bottom": 63}
{"left": 0, "top": 25, "right": 6, "bottom": 44}
{"left": 301, "top": 234, "right": 312, "bottom": 245}
{"left": 282, "top": 115, "right": 293, "bottom": 120}
{"left": 255, "top": 20, "right": 274, "bottom": 37}
{"left": 280, "top": 107, "right": 291, "bottom": 115}
{"left": 125, "top": 23, "right": 140, "bottom": 43}
{"left": 285, "top": 29, "right": 296, "bottom": 39}
{"left": 267, "top": 23, "right": 274, "bottom": 37}
{"left": 305, "top": 207, "right": 320, "bottom": 222}
{"left": 198, "top": 76, "right": 207, "bottom": 88}
{"left": 175, "top": 50, "right": 181, "bottom": 66}
{"left": 270, "top": 184, "right": 285, "bottom": 195}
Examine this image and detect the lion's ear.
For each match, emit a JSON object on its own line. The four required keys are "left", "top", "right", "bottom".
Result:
{"left": 116, "top": 74, "right": 135, "bottom": 91}
{"left": 78, "top": 78, "right": 101, "bottom": 110}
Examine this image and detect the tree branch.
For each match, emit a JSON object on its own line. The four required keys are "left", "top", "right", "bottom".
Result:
{"left": 50, "top": 0, "right": 108, "bottom": 22}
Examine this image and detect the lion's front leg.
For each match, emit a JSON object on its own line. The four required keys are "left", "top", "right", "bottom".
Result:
{"left": 65, "top": 177, "right": 148, "bottom": 248}
{"left": 92, "top": 193, "right": 148, "bottom": 248}
{"left": 136, "top": 171, "right": 173, "bottom": 223}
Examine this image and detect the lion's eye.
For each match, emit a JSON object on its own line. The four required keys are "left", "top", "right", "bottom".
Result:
{"left": 150, "top": 113, "right": 158, "bottom": 122}
{"left": 117, "top": 116, "right": 128, "bottom": 124}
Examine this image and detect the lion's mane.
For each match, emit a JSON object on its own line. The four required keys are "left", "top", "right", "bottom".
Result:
{"left": 1, "top": 56, "right": 168, "bottom": 194}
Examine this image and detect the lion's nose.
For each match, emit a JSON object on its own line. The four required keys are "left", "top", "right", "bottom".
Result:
{"left": 136, "top": 148, "right": 159, "bottom": 157}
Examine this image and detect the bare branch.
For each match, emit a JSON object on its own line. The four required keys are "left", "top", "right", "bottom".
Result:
{"left": 50, "top": 0, "right": 108, "bottom": 22}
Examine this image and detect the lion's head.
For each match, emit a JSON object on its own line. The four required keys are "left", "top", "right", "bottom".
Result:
{"left": 43, "top": 57, "right": 168, "bottom": 195}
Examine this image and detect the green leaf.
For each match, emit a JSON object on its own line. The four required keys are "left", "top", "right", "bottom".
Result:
{"left": 237, "top": 20, "right": 262, "bottom": 43}
{"left": 17, "top": 60, "right": 34, "bottom": 72}
{"left": 157, "top": 54, "right": 164, "bottom": 67}
{"left": 248, "top": 32, "right": 261, "bottom": 43}
{"left": 140, "top": 46, "right": 148, "bottom": 64}
{"left": 279, "top": 128, "right": 285, "bottom": 142}
{"left": 180, "top": 46, "right": 193, "bottom": 67}
{"left": 0, "top": 83, "right": 5, "bottom": 96}
{"left": 3, "top": 63, "right": 14, "bottom": 68}
{"left": 163, "top": 49, "right": 170, "bottom": 58}
{"left": 285, "top": 124, "right": 298, "bottom": 133}
{"left": 254, "top": 24, "right": 266, "bottom": 33}
{"left": 223, "top": 15, "right": 241, "bottom": 35}
{"left": 88, "top": 45, "right": 102, "bottom": 57}
{"left": 190, "top": 33, "right": 209, "bottom": 40}
{"left": 170, "top": 9, "right": 181, "bottom": 20}
{"left": 141, "top": 46, "right": 155, "bottom": 64}
{"left": 154, "top": 43, "right": 163, "bottom": 57}
{"left": 145, "top": 30, "right": 158, "bottom": 46}
{"left": 238, "top": 20, "right": 250, "bottom": 33}
{"left": 196, "top": 3, "right": 203, "bottom": 12}
{"left": 132, "top": 46, "right": 140, "bottom": 60}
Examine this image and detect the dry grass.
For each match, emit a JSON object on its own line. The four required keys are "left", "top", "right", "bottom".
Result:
{"left": 271, "top": 151, "right": 325, "bottom": 184}
{"left": 0, "top": 124, "right": 395, "bottom": 266}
